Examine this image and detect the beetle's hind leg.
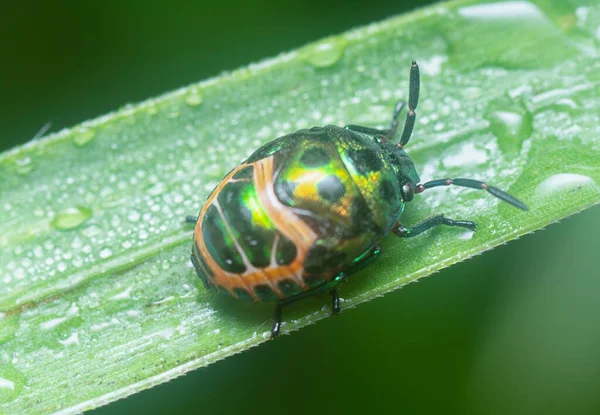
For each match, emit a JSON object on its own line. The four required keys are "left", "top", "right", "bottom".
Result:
{"left": 393, "top": 215, "right": 475, "bottom": 238}
{"left": 270, "top": 244, "right": 382, "bottom": 338}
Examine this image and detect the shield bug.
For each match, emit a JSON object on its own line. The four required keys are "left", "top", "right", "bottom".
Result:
{"left": 187, "top": 61, "right": 527, "bottom": 337}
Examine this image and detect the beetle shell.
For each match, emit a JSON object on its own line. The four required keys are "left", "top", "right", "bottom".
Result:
{"left": 192, "top": 125, "right": 415, "bottom": 301}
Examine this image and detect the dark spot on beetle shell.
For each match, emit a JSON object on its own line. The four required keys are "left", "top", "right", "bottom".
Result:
{"left": 348, "top": 148, "right": 383, "bottom": 175}
{"left": 276, "top": 234, "right": 297, "bottom": 265}
{"left": 301, "top": 147, "right": 330, "bottom": 168}
{"left": 245, "top": 233, "right": 271, "bottom": 268}
{"left": 203, "top": 205, "right": 247, "bottom": 274}
{"left": 233, "top": 288, "right": 254, "bottom": 301}
{"left": 350, "top": 197, "right": 376, "bottom": 232}
{"left": 278, "top": 279, "right": 303, "bottom": 297}
{"left": 254, "top": 285, "right": 278, "bottom": 301}
{"left": 304, "top": 244, "right": 348, "bottom": 275}
{"left": 317, "top": 175, "right": 346, "bottom": 203}
{"left": 379, "top": 179, "right": 398, "bottom": 201}
{"left": 274, "top": 180, "right": 297, "bottom": 206}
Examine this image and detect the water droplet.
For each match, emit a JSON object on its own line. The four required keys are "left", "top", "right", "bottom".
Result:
{"left": 51, "top": 206, "right": 93, "bottom": 231}
{"left": 111, "top": 285, "right": 133, "bottom": 300}
{"left": 99, "top": 247, "right": 113, "bottom": 259}
{"left": 146, "top": 182, "right": 168, "bottom": 196}
{"left": 73, "top": 128, "right": 96, "bottom": 146}
{"left": 13, "top": 156, "right": 33, "bottom": 175}
{"left": 0, "top": 364, "right": 26, "bottom": 404}
{"left": 141, "top": 317, "right": 180, "bottom": 339}
{"left": 458, "top": 1, "right": 542, "bottom": 19}
{"left": 184, "top": 86, "right": 203, "bottom": 107}
{"left": 450, "top": 1, "right": 575, "bottom": 69}
{"left": 442, "top": 142, "right": 489, "bottom": 168}
{"left": 458, "top": 230, "right": 475, "bottom": 240}
{"left": 40, "top": 303, "right": 80, "bottom": 331}
{"left": 460, "top": 86, "right": 482, "bottom": 100}
{"left": 127, "top": 209, "right": 141, "bottom": 222}
{"left": 58, "top": 331, "right": 80, "bottom": 346}
{"left": 487, "top": 109, "right": 532, "bottom": 152}
{"left": 166, "top": 109, "right": 180, "bottom": 119}
{"left": 300, "top": 36, "right": 347, "bottom": 68}
{"left": 531, "top": 84, "right": 590, "bottom": 113}
{"left": 535, "top": 173, "right": 598, "bottom": 196}
{"left": 419, "top": 55, "right": 448, "bottom": 76}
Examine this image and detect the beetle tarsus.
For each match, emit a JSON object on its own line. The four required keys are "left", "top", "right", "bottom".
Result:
{"left": 271, "top": 303, "right": 283, "bottom": 338}
{"left": 185, "top": 215, "right": 199, "bottom": 224}
{"left": 331, "top": 289, "right": 341, "bottom": 315}
{"left": 393, "top": 215, "right": 476, "bottom": 238}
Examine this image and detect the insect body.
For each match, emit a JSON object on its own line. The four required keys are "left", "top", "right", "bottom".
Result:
{"left": 187, "top": 61, "right": 527, "bottom": 337}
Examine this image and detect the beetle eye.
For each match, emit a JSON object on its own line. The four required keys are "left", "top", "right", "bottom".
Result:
{"left": 402, "top": 184, "right": 414, "bottom": 202}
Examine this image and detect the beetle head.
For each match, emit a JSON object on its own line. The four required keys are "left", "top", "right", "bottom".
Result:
{"left": 377, "top": 140, "right": 420, "bottom": 203}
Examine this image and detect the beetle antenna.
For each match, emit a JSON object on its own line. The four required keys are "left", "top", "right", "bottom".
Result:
{"left": 415, "top": 178, "right": 528, "bottom": 210}
{"left": 398, "top": 61, "right": 420, "bottom": 148}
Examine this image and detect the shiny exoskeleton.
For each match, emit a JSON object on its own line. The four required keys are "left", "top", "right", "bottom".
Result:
{"left": 187, "top": 61, "right": 528, "bottom": 337}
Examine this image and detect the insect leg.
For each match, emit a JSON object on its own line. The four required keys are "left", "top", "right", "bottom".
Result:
{"left": 270, "top": 245, "right": 382, "bottom": 337}
{"left": 345, "top": 101, "right": 405, "bottom": 139}
{"left": 345, "top": 61, "right": 420, "bottom": 145}
{"left": 272, "top": 303, "right": 283, "bottom": 337}
{"left": 415, "top": 178, "right": 528, "bottom": 210}
{"left": 185, "top": 215, "right": 198, "bottom": 224}
{"left": 393, "top": 215, "right": 475, "bottom": 238}
{"left": 328, "top": 243, "right": 381, "bottom": 316}
{"left": 331, "top": 289, "right": 341, "bottom": 314}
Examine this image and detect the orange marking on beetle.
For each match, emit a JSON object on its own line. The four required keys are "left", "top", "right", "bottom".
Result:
{"left": 254, "top": 156, "right": 317, "bottom": 289}
{"left": 193, "top": 156, "right": 317, "bottom": 300}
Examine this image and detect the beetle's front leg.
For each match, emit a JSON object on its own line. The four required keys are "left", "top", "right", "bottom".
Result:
{"left": 393, "top": 214, "right": 475, "bottom": 238}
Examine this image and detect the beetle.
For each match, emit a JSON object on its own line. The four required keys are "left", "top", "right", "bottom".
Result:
{"left": 186, "top": 61, "right": 528, "bottom": 337}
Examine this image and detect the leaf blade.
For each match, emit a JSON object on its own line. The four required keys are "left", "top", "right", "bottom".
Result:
{"left": 1, "top": 0, "right": 600, "bottom": 412}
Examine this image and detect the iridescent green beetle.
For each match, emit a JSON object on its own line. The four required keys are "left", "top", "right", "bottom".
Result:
{"left": 187, "top": 61, "right": 527, "bottom": 337}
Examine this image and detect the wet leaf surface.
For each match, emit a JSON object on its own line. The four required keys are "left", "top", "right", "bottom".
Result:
{"left": 1, "top": 0, "right": 599, "bottom": 412}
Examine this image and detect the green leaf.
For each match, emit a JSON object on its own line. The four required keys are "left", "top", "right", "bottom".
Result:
{"left": 1, "top": 0, "right": 599, "bottom": 412}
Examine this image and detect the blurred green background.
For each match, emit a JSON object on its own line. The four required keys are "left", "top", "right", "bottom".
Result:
{"left": 2, "top": 1, "right": 599, "bottom": 414}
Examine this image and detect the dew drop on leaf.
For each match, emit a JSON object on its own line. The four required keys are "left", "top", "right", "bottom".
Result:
{"left": 73, "top": 128, "right": 96, "bottom": 146}
{"left": 184, "top": 86, "right": 203, "bottom": 107}
{"left": 0, "top": 364, "right": 26, "bottom": 404}
{"left": 145, "top": 182, "right": 168, "bottom": 196}
{"left": 486, "top": 108, "right": 533, "bottom": 153}
{"left": 535, "top": 173, "right": 598, "bottom": 197}
{"left": 50, "top": 206, "right": 93, "bottom": 231}
{"left": 13, "top": 157, "right": 33, "bottom": 175}
{"left": 99, "top": 248, "right": 113, "bottom": 259}
{"left": 300, "top": 36, "right": 347, "bottom": 68}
